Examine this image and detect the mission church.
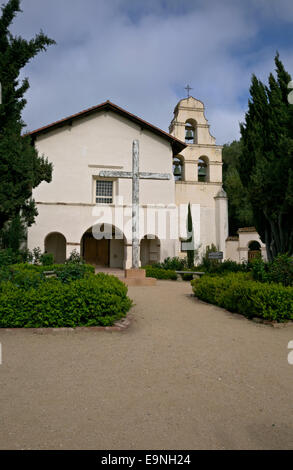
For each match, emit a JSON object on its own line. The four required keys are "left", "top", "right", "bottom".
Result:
{"left": 27, "top": 96, "right": 230, "bottom": 268}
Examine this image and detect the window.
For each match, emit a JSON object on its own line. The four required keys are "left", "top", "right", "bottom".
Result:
{"left": 96, "top": 180, "right": 113, "bottom": 204}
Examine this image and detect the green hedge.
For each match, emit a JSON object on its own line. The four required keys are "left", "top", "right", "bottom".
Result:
{"left": 0, "top": 273, "right": 132, "bottom": 328}
{"left": 0, "top": 263, "right": 95, "bottom": 288}
{"left": 191, "top": 273, "right": 293, "bottom": 322}
{"left": 143, "top": 266, "right": 177, "bottom": 280}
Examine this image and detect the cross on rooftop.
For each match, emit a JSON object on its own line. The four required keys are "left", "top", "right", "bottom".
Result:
{"left": 185, "top": 84, "right": 193, "bottom": 98}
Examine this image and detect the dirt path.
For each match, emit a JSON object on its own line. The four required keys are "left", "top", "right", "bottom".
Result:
{"left": 0, "top": 280, "right": 292, "bottom": 450}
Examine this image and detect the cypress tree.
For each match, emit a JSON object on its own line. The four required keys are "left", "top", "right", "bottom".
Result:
{"left": 186, "top": 202, "right": 195, "bottom": 268}
{"left": 0, "top": 0, "right": 55, "bottom": 233}
{"left": 240, "top": 53, "right": 293, "bottom": 260}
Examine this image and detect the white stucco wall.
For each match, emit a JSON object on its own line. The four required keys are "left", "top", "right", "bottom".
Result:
{"left": 27, "top": 98, "right": 228, "bottom": 267}
{"left": 28, "top": 109, "right": 177, "bottom": 267}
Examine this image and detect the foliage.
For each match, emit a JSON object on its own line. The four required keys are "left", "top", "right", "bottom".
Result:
{"left": 0, "top": 247, "right": 23, "bottom": 266}
{"left": 222, "top": 140, "right": 254, "bottom": 235}
{"left": 32, "top": 247, "right": 42, "bottom": 264}
{"left": 0, "top": 214, "right": 27, "bottom": 251}
{"left": 186, "top": 202, "right": 195, "bottom": 268}
{"left": 66, "top": 249, "right": 83, "bottom": 264}
{"left": 143, "top": 265, "right": 177, "bottom": 280}
{"left": 251, "top": 254, "right": 293, "bottom": 286}
{"left": 40, "top": 253, "right": 54, "bottom": 266}
{"left": 239, "top": 53, "right": 293, "bottom": 260}
{"left": 153, "top": 256, "right": 187, "bottom": 271}
{"left": 191, "top": 273, "right": 293, "bottom": 322}
{"left": 0, "top": 263, "right": 95, "bottom": 288}
{"left": 0, "top": 273, "right": 132, "bottom": 328}
{"left": 0, "top": 0, "right": 55, "bottom": 231}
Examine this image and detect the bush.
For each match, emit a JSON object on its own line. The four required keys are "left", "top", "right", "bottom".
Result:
{"left": 0, "top": 248, "right": 22, "bottom": 266}
{"left": 66, "top": 249, "right": 83, "bottom": 264}
{"left": 143, "top": 265, "right": 177, "bottom": 280}
{"left": 251, "top": 254, "right": 293, "bottom": 286}
{"left": 152, "top": 257, "right": 187, "bottom": 271}
{"left": 181, "top": 273, "right": 194, "bottom": 281}
{"left": 191, "top": 273, "right": 293, "bottom": 322}
{"left": 40, "top": 253, "right": 54, "bottom": 266}
{"left": 0, "top": 263, "right": 95, "bottom": 288}
{"left": 0, "top": 273, "right": 132, "bottom": 328}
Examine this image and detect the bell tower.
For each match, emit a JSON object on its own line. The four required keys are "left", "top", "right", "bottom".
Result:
{"left": 169, "top": 96, "right": 222, "bottom": 183}
{"left": 170, "top": 95, "right": 228, "bottom": 259}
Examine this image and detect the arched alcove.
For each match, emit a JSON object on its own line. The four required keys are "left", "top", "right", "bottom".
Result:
{"left": 248, "top": 240, "right": 261, "bottom": 262}
{"left": 81, "top": 224, "right": 126, "bottom": 268}
{"left": 44, "top": 232, "right": 66, "bottom": 264}
{"left": 140, "top": 235, "right": 160, "bottom": 266}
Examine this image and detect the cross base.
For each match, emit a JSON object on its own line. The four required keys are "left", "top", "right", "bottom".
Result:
{"left": 123, "top": 268, "right": 156, "bottom": 286}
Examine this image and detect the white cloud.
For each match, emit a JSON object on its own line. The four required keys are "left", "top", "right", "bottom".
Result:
{"left": 8, "top": 0, "right": 293, "bottom": 144}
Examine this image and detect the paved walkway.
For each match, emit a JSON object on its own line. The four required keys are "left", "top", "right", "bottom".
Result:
{"left": 0, "top": 280, "right": 293, "bottom": 450}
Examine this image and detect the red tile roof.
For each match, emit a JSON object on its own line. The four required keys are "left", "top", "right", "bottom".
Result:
{"left": 25, "top": 100, "right": 186, "bottom": 155}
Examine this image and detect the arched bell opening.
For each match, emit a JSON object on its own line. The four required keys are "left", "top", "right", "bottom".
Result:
{"left": 198, "top": 156, "right": 209, "bottom": 182}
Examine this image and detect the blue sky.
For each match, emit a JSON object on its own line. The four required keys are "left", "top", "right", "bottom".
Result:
{"left": 8, "top": 0, "right": 293, "bottom": 144}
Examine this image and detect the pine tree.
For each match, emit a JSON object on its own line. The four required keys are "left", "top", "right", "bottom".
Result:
{"left": 0, "top": 0, "right": 55, "bottom": 232}
{"left": 240, "top": 53, "right": 293, "bottom": 261}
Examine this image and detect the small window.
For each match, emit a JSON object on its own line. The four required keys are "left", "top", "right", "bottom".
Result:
{"left": 96, "top": 180, "right": 113, "bottom": 204}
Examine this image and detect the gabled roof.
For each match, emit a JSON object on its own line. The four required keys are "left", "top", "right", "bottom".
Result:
{"left": 26, "top": 100, "right": 186, "bottom": 155}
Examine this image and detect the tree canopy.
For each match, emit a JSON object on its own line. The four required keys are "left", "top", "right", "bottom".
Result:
{"left": 0, "top": 0, "right": 55, "bottom": 232}
{"left": 222, "top": 139, "right": 254, "bottom": 235}
{"left": 239, "top": 53, "right": 293, "bottom": 260}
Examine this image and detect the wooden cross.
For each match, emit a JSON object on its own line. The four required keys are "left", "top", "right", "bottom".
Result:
{"left": 99, "top": 140, "right": 171, "bottom": 269}
{"left": 185, "top": 84, "right": 193, "bottom": 98}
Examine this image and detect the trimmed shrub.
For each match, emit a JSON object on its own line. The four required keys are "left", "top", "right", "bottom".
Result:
{"left": 0, "top": 263, "right": 95, "bottom": 289}
{"left": 181, "top": 273, "right": 194, "bottom": 281}
{"left": 0, "top": 273, "right": 132, "bottom": 328}
{"left": 152, "top": 257, "right": 187, "bottom": 271}
{"left": 251, "top": 254, "right": 293, "bottom": 286}
{"left": 40, "top": 253, "right": 54, "bottom": 266}
{"left": 143, "top": 266, "right": 177, "bottom": 280}
{"left": 191, "top": 272, "right": 293, "bottom": 322}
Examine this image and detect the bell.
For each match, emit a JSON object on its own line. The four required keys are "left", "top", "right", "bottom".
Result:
{"left": 185, "top": 129, "right": 194, "bottom": 140}
{"left": 174, "top": 165, "right": 181, "bottom": 177}
{"left": 198, "top": 167, "right": 206, "bottom": 177}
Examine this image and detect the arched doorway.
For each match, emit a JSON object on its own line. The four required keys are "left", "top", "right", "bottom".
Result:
{"left": 81, "top": 224, "right": 125, "bottom": 268}
{"left": 140, "top": 235, "right": 160, "bottom": 266}
{"left": 45, "top": 232, "right": 66, "bottom": 264}
{"left": 248, "top": 241, "right": 261, "bottom": 262}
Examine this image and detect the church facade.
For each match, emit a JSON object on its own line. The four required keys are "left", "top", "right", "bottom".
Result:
{"left": 27, "top": 97, "right": 228, "bottom": 268}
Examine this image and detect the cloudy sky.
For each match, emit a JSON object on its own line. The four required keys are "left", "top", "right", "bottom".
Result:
{"left": 9, "top": 0, "right": 293, "bottom": 144}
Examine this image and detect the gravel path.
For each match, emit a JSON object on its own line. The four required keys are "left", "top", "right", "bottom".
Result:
{"left": 0, "top": 280, "right": 293, "bottom": 450}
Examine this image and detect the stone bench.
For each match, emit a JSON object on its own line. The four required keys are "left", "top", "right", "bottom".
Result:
{"left": 175, "top": 271, "right": 205, "bottom": 278}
